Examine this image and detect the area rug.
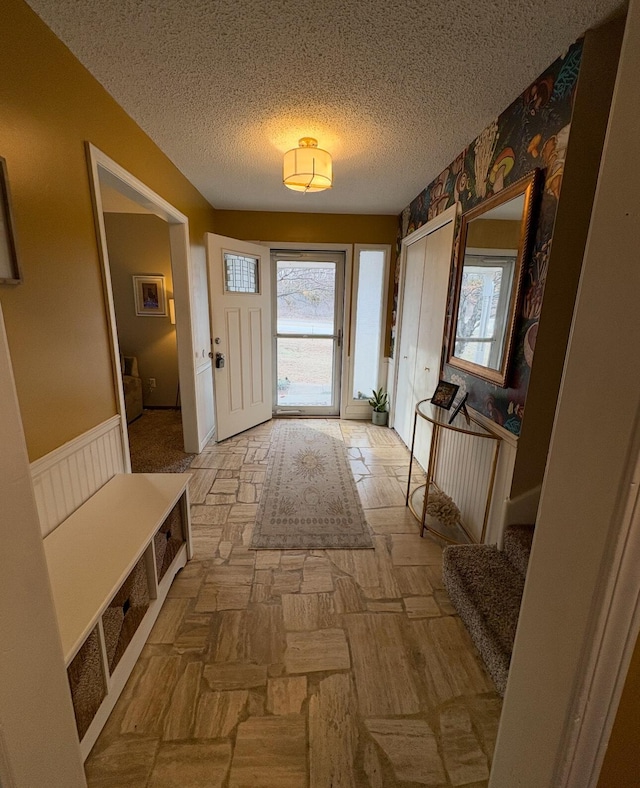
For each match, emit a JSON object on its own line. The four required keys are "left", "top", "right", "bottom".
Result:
{"left": 251, "top": 420, "right": 373, "bottom": 549}
{"left": 128, "top": 409, "right": 195, "bottom": 473}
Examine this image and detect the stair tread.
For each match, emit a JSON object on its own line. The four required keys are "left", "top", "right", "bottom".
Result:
{"left": 443, "top": 544, "right": 526, "bottom": 695}
{"left": 503, "top": 524, "right": 535, "bottom": 578}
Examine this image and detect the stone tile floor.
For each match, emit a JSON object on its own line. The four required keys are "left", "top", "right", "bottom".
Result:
{"left": 85, "top": 419, "right": 502, "bottom": 787}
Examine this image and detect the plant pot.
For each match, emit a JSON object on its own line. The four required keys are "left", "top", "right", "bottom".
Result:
{"left": 372, "top": 410, "right": 388, "bottom": 427}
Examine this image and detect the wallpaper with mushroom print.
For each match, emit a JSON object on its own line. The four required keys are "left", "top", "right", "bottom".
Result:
{"left": 393, "top": 39, "right": 583, "bottom": 436}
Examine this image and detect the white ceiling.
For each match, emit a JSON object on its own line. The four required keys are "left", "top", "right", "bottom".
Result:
{"left": 26, "top": 0, "right": 624, "bottom": 215}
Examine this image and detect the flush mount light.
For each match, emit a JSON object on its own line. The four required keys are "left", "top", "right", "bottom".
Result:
{"left": 283, "top": 137, "right": 333, "bottom": 193}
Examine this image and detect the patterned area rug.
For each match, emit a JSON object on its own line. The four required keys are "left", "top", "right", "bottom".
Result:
{"left": 251, "top": 421, "right": 373, "bottom": 549}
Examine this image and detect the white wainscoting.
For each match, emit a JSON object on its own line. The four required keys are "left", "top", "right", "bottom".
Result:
{"left": 31, "top": 416, "right": 127, "bottom": 537}
{"left": 431, "top": 409, "right": 518, "bottom": 545}
{"left": 433, "top": 428, "right": 499, "bottom": 543}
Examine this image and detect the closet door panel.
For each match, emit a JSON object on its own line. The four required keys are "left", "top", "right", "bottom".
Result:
{"left": 412, "top": 221, "right": 456, "bottom": 469}
{"left": 394, "top": 236, "right": 427, "bottom": 446}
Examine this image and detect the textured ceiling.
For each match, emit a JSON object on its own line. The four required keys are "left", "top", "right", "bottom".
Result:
{"left": 26, "top": 0, "right": 624, "bottom": 214}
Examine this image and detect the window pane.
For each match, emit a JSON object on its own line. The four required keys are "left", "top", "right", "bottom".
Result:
{"left": 224, "top": 253, "right": 259, "bottom": 293}
{"left": 352, "top": 250, "right": 385, "bottom": 399}
{"left": 454, "top": 257, "right": 514, "bottom": 367}
{"left": 277, "top": 337, "right": 333, "bottom": 407}
{"left": 276, "top": 261, "right": 335, "bottom": 334}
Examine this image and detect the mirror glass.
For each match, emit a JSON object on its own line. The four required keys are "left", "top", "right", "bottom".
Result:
{"left": 448, "top": 172, "right": 538, "bottom": 386}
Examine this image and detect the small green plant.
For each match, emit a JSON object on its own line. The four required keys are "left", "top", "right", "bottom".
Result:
{"left": 368, "top": 387, "right": 388, "bottom": 413}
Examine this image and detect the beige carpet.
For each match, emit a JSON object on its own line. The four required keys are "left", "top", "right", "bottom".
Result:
{"left": 251, "top": 420, "right": 373, "bottom": 549}
{"left": 128, "top": 409, "right": 195, "bottom": 473}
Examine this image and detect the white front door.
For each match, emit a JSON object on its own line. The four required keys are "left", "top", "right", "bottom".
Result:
{"left": 206, "top": 234, "right": 272, "bottom": 441}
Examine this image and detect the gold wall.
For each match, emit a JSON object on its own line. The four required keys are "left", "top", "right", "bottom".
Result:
{"left": 214, "top": 210, "right": 397, "bottom": 246}
{"left": 0, "top": 0, "right": 217, "bottom": 460}
{"left": 598, "top": 631, "right": 640, "bottom": 785}
{"left": 466, "top": 219, "right": 520, "bottom": 249}
{"left": 104, "top": 213, "right": 179, "bottom": 408}
{"left": 0, "top": 1, "right": 397, "bottom": 460}
{"left": 214, "top": 210, "right": 398, "bottom": 355}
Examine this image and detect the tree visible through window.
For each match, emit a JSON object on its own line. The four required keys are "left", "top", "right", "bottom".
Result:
{"left": 454, "top": 255, "right": 515, "bottom": 369}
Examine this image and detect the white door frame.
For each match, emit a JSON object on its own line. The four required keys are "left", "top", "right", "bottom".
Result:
{"left": 267, "top": 242, "right": 353, "bottom": 417}
{"left": 86, "top": 144, "right": 206, "bottom": 458}
{"left": 390, "top": 203, "right": 458, "bottom": 430}
{"left": 343, "top": 243, "right": 392, "bottom": 420}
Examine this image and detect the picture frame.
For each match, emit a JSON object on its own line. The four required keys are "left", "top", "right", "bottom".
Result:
{"left": 0, "top": 157, "right": 22, "bottom": 285}
{"left": 133, "top": 275, "right": 167, "bottom": 316}
{"left": 430, "top": 379, "right": 459, "bottom": 410}
{"left": 448, "top": 392, "right": 470, "bottom": 425}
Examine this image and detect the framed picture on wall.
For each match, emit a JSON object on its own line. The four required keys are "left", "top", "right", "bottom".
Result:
{"left": 0, "top": 156, "right": 22, "bottom": 285}
{"left": 430, "top": 379, "right": 459, "bottom": 410}
{"left": 133, "top": 275, "right": 167, "bottom": 316}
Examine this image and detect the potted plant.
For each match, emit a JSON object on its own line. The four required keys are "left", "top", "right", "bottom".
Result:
{"left": 368, "top": 387, "right": 389, "bottom": 426}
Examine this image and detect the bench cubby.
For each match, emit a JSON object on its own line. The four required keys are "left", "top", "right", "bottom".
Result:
{"left": 67, "top": 626, "right": 106, "bottom": 741}
{"left": 44, "top": 473, "right": 192, "bottom": 759}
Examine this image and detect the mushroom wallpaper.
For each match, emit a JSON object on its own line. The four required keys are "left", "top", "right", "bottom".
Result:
{"left": 394, "top": 39, "right": 583, "bottom": 435}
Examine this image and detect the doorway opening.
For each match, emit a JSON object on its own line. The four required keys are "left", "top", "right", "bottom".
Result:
{"left": 272, "top": 250, "right": 345, "bottom": 416}
{"left": 100, "top": 209, "right": 191, "bottom": 472}
{"left": 87, "top": 144, "right": 214, "bottom": 470}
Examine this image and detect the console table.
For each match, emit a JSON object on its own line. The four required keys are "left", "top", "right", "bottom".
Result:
{"left": 405, "top": 398, "right": 501, "bottom": 544}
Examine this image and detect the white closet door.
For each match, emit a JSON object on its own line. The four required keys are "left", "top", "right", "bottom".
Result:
{"left": 412, "top": 220, "right": 456, "bottom": 468}
{"left": 394, "top": 236, "right": 427, "bottom": 446}
{"left": 394, "top": 210, "right": 456, "bottom": 465}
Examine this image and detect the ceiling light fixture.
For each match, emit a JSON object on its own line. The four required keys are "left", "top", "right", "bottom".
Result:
{"left": 283, "top": 137, "right": 332, "bottom": 193}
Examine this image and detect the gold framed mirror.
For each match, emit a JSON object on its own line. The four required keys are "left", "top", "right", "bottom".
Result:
{"left": 447, "top": 170, "right": 539, "bottom": 387}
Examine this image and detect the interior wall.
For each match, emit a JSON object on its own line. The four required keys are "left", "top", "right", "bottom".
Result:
{"left": 0, "top": 0, "right": 217, "bottom": 460}
{"left": 395, "top": 19, "right": 623, "bottom": 504}
{"left": 396, "top": 40, "right": 583, "bottom": 436}
{"left": 598, "top": 632, "right": 640, "bottom": 785}
{"left": 489, "top": 3, "right": 639, "bottom": 779}
{"left": 466, "top": 219, "right": 520, "bottom": 248}
{"left": 213, "top": 210, "right": 397, "bottom": 246}
{"left": 214, "top": 210, "right": 398, "bottom": 356}
{"left": 511, "top": 18, "right": 624, "bottom": 495}
{"left": 0, "top": 303, "right": 85, "bottom": 786}
{"left": 104, "top": 213, "right": 179, "bottom": 407}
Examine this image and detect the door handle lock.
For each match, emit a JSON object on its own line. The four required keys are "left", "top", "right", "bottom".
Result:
{"left": 215, "top": 352, "right": 225, "bottom": 369}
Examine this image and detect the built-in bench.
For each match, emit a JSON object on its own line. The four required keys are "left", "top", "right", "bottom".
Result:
{"left": 43, "top": 473, "right": 192, "bottom": 759}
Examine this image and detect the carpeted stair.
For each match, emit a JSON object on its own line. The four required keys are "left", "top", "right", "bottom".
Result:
{"left": 442, "top": 524, "right": 535, "bottom": 696}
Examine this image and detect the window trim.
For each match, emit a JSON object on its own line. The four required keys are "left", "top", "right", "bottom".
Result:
{"left": 342, "top": 244, "right": 391, "bottom": 420}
